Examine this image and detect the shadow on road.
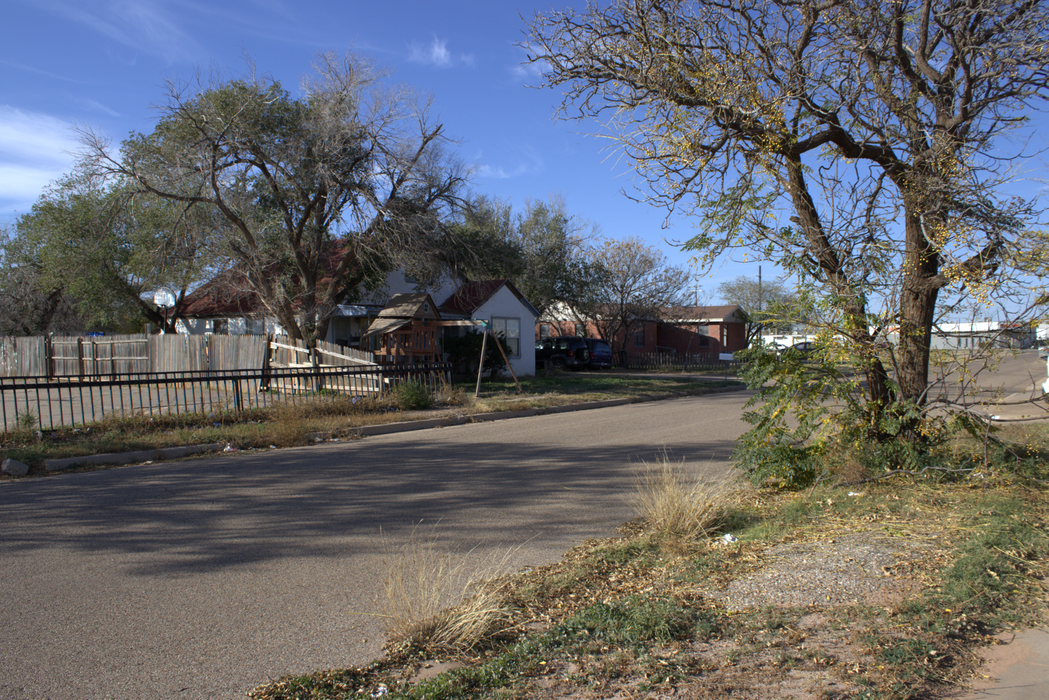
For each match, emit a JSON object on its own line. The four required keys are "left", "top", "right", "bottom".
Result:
{"left": 1, "top": 426, "right": 739, "bottom": 578}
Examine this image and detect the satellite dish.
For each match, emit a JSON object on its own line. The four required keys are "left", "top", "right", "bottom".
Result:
{"left": 153, "top": 290, "right": 176, "bottom": 308}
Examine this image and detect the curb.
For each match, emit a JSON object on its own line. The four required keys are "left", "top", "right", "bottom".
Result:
{"left": 43, "top": 442, "right": 226, "bottom": 473}
{"left": 29, "top": 384, "right": 748, "bottom": 474}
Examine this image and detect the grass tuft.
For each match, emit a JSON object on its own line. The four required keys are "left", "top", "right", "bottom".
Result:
{"left": 380, "top": 528, "right": 514, "bottom": 651}
{"left": 633, "top": 454, "right": 737, "bottom": 551}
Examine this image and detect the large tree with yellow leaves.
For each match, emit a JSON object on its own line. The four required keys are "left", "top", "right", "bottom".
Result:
{"left": 526, "top": 0, "right": 1048, "bottom": 457}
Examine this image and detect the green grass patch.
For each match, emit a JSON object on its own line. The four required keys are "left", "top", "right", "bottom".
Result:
{"left": 477, "top": 374, "right": 738, "bottom": 399}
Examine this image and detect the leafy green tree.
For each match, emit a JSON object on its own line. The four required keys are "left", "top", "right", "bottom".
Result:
{"left": 525, "top": 0, "right": 1049, "bottom": 467}
{"left": 0, "top": 228, "right": 82, "bottom": 335}
{"left": 10, "top": 167, "right": 212, "bottom": 333}
{"left": 80, "top": 53, "right": 468, "bottom": 345}
{"left": 439, "top": 194, "right": 607, "bottom": 321}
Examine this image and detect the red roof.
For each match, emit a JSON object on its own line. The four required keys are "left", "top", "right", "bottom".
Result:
{"left": 437, "top": 279, "right": 510, "bottom": 316}
{"left": 181, "top": 270, "right": 264, "bottom": 317}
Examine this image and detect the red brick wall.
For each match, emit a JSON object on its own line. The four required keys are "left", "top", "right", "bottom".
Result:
{"left": 536, "top": 319, "right": 746, "bottom": 354}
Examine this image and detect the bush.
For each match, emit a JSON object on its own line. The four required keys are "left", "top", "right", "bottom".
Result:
{"left": 731, "top": 345, "right": 966, "bottom": 488}
{"left": 444, "top": 331, "right": 511, "bottom": 378}
{"left": 389, "top": 381, "right": 433, "bottom": 410}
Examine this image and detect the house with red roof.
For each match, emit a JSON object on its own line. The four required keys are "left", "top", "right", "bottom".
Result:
{"left": 436, "top": 279, "right": 539, "bottom": 377}
{"left": 538, "top": 304, "right": 747, "bottom": 358}
{"left": 176, "top": 270, "right": 540, "bottom": 375}
{"left": 176, "top": 268, "right": 459, "bottom": 345}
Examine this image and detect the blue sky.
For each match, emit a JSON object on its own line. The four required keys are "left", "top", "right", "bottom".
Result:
{"left": 0, "top": 0, "right": 749, "bottom": 303}
{"left": 2, "top": 1, "right": 1045, "bottom": 312}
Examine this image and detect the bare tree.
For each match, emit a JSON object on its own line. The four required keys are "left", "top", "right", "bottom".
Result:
{"left": 80, "top": 53, "right": 469, "bottom": 344}
{"left": 589, "top": 237, "right": 690, "bottom": 355}
{"left": 525, "top": 0, "right": 1049, "bottom": 443}
{"left": 717, "top": 275, "right": 797, "bottom": 345}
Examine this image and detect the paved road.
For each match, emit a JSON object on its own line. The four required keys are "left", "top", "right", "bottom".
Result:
{"left": 0, "top": 390, "right": 753, "bottom": 700}
{"left": 929, "top": 350, "right": 1048, "bottom": 421}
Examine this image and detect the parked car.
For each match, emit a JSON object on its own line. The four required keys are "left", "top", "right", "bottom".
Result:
{"left": 776, "top": 341, "right": 819, "bottom": 356}
{"left": 535, "top": 336, "right": 590, "bottom": 371}
{"left": 581, "top": 338, "right": 614, "bottom": 369}
{"left": 791, "top": 341, "right": 819, "bottom": 354}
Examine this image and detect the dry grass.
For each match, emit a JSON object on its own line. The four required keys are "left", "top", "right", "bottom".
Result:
{"left": 380, "top": 527, "right": 515, "bottom": 651}
{"left": 433, "top": 385, "right": 472, "bottom": 407}
{"left": 633, "top": 454, "right": 738, "bottom": 553}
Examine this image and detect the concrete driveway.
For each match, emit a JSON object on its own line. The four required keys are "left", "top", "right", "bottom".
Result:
{"left": 0, "top": 390, "right": 753, "bottom": 700}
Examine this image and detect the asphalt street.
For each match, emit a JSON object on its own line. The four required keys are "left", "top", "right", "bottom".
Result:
{"left": 927, "top": 350, "right": 1049, "bottom": 421}
{"left": 0, "top": 390, "right": 753, "bottom": 700}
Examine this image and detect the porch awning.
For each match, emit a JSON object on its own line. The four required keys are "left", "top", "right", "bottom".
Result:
{"left": 361, "top": 316, "right": 412, "bottom": 339}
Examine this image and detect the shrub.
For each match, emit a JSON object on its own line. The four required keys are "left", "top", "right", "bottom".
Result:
{"left": 444, "top": 331, "right": 511, "bottom": 378}
{"left": 389, "top": 381, "right": 433, "bottom": 410}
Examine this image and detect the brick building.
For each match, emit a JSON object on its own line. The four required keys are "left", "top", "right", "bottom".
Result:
{"left": 537, "top": 305, "right": 747, "bottom": 358}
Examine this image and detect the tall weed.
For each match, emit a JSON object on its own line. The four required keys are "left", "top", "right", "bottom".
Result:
{"left": 381, "top": 527, "right": 514, "bottom": 651}
{"left": 633, "top": 455, "right": 737, "bottom": 552}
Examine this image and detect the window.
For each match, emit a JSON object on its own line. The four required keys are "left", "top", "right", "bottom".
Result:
{"left": 246, "top": 318, "right": 266, "bottom": 335}
{"left": 539, "top": 323, "right": 551, "bottom": 339}
{"left": 574, "top": 323, "right": 584, "bottom": 337}
{"left": 490, "top": 317, "right": 521, "bottom": 357}
{"left": 634, "top": 329, "right": 646, "bottom": 348}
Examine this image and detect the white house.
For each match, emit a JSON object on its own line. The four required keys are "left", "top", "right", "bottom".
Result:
{"left": 437, "top": 279, "right": 539, "bottom": 377}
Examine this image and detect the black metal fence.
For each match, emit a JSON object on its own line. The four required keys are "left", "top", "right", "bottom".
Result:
{"left": 0, "top": 363, "right": 451, "bottom": 431}
{"left": 618, "top": 351, "right": 743, "bottom": 373}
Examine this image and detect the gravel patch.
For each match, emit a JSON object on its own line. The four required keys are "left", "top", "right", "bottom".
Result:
{"left": 718, "top": 532, "right": 926, "bottom": 610}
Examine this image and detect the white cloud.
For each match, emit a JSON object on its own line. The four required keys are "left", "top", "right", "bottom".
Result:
{"left": 47, "top": 0, "right": 203, "bottom": 63}
{"left": 475, "top": 147, "right": 543, "bottom": 180}
{"left": 0, "top": 106, "right": 80, "bottom": 214}
{"left": 408, "top": 36, "right": 473, "bottom": 68}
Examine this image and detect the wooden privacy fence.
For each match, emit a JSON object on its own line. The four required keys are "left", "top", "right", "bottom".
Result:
{"left": 0, "top": 334, "right": 273, "bottom": 377}
{"left": 151, "top": 334, "right": 270, "bottom": 373}
{"left": 0, "top": 362, "right": 451, "bottom": 431}
{"left": 48, "top": 335, "right": 149, "bottom": 375}
{"left": 1, "top": 333, "right": 276, "bottom": 377}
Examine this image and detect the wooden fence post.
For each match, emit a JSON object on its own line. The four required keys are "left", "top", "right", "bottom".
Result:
{"left": 311, "top": 347, "right": 323, "bottom": 393}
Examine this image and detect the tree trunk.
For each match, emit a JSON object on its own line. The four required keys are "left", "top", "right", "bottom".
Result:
{"left": 897, "top": 210, "right": 940, "bottom": 409}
